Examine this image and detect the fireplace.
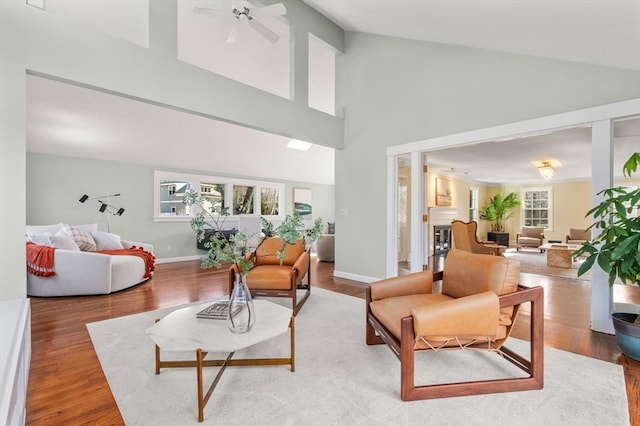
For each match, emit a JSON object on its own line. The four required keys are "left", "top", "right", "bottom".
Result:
{"left": 433, "top": 225, "right": 452, "bottom": 256}
{"left": 428, "top": 207, "right": 461, "bottom": 258}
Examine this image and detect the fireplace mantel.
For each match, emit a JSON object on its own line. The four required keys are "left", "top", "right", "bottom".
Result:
{"left": 428, "top": 207, "right": 462, "bottom": 225}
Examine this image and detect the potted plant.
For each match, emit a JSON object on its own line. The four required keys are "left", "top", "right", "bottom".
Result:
{"left": 184, "top": 189, "right": 323, "bottom": 270}
{"left": 575, "top": 152, "right": 640, "bottom": 361}
{"left": 479, "top": 191, "right": 521, "bottom": 232}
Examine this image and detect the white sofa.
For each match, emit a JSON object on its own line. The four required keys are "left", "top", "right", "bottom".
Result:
{"left": 26, "top": 223, "right": 154, "bottom": 297}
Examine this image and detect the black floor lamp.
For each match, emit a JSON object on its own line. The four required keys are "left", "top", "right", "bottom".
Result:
{"left": 79, "top": 194, "right": 125, "bottom": 232}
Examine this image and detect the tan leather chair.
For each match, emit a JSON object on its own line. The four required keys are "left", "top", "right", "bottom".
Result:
{"left": 366, "top": 249, "right": 544, "bottom": 401}
{"left": 516, "top": 227, "right": 545, "bottom": 252}
{"left": 566, "top": 228, "right": 591, "bottom": 245}
{"left": 229, "top": 237, "right": 310, "bottom": 315}
{"left": 451, "top": 220, "right": 503, "bottom": 255}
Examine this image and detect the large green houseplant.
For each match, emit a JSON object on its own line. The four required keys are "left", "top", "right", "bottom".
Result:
{"left": 479, "top": 191, "right": 521, "bottom": 232}
{"left": 574, "top": 152, "right": 640, "bottom": 360}
{"left": 575, "top": 153, "right": 640, "bottom": 319}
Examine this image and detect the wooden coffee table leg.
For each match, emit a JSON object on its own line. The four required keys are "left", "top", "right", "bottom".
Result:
{"left": 197, "top": 349, "right": 204, "bottom": 422}
{"left": 196, "top": 349, "right": 235, "bottom": 422}
{"left": 290, "top": 317, "right": 295, "bottom": 372}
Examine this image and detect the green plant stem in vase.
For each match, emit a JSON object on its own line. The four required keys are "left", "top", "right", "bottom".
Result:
{"left": 183, "top": 189, "right": 254, "bottom": 271}
{"left": 274, "top": 213, "right": 323, "bottom": 262}
{"left": 184, "top": 189, "right": 323, "bottom": 270}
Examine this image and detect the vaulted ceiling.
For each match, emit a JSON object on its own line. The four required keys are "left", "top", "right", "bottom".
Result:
{"left": 26, "top": 0, "right": 640, "bottom": 185}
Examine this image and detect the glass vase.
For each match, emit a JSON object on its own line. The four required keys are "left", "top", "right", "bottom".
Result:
{"left": 227, "top": 273, "right": 255, "bottom": 334}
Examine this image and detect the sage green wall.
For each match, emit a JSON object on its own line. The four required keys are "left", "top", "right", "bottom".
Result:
{"left": 0, "top": 0, "right": 343, "bottom": 299}
{"left": 26, "top": 153, "right": 335, "bottom": 260}
{"left": 337, "top": 32, "right": 640, "bottom": 279}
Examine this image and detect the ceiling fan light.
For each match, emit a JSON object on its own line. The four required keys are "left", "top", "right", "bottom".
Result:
{"left": 538, "top": 161, "right": 555, "bottom": 180}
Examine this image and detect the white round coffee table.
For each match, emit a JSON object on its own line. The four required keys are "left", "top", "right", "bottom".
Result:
{"left": 145, "top": 299, "right": 294, "bottom": 422}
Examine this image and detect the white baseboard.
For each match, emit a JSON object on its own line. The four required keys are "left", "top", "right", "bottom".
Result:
{"left": 333, "top": 270, "right": 377, "bottom": 284}
{"left": 155, "top": 255, "right": 204, "bottom": 264}
{"left": 614, "top": 302, "right": 640, "bottom": 314}
{"left": 156, "top": 257, "right": 378, "bottom": 285}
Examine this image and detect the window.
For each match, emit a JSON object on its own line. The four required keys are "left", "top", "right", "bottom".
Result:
{"left": 521, "top": 187, "right": 553, "bottom": 229}
{"left": 160, "top": 180, "right": 191, "bottom": 216}
{"left": 233, "top": 185, "right": 255, "bottom": 215}
{"left": 154, "top": 171, "right": 284, "bottom": 222}
{"left": 200, "top": 182, "right": 225, "bottom": 214}
{"left": 469, "top": 187, "right": 478, "bottom": 222}
{"left": 261, "top": 187, "right": 280, "bottom": 215}
{"left": 308, "top": 33, "right": 338, "bottom": 115}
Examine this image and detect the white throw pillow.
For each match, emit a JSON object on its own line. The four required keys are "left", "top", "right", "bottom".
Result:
{"left": 26, "top": 223, "right": 63, "bottom": 237}
{"left": 61, "top": 224, "right": 97, "bottom": 251}
{"left": 91, "top": 231, "right": 124, "bottom": 251}
{"left": 74, "top": 223, "right": 98, "bottom": 234}
{"left": 49, "top": 235, "right": 81, "bottom": 250}
{"left": 29, "top": 234, "right": 53, "bottom": 246}
{"left": 29, "top": 233, "right": 80, "bottom": 251}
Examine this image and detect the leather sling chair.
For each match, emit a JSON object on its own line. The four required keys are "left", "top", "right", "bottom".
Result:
{"left": 229, "top": 237, "right": 310, "bottom": 316}
{"left": 366, "top": 249, "right": 544, "bottom": 401}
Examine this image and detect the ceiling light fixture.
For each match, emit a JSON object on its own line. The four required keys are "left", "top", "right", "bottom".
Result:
{"left": 287, "top": 139, "right": 312, "bottom": 151}
{"left": 538, "top": 161, "right": 555, "bottom": 180}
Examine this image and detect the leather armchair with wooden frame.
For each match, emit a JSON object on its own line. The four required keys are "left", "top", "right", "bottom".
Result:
{"left": 366, "top": 249, "right": 544, "bottom": 401}
{"left": 229, "top": 237, "right": 310, "bottom": 315}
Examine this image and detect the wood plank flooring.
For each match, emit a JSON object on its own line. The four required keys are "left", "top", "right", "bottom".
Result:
{"left": 26, "top": 258, "right": 639, "bottom": 425}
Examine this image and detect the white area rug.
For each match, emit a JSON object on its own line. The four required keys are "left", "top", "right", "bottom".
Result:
{"left": 87, "top": 288, "right": 628, "bottom": 425}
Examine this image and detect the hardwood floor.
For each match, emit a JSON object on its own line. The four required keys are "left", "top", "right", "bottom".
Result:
{"left": 26, "top": 258, "right": 639, "bottom": 425}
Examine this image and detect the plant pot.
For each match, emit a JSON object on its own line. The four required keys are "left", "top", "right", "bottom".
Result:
{"left": 612, "top": 312, "right": 640, "bottom": 361}
{"left": 196, "top": 229, "right": 236, "bottom": 250}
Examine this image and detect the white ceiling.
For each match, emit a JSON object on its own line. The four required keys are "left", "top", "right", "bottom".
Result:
{"left": 26, "top": 74, "right": 335, "bottom": 185}
{"left": 25, "top": 0, "right": 640, "bottom": 186}
{"left": 424, "top": 121, "right": 640, "bottom": 184}
{"left": 302, "top": 0, "right": 640, "bottom": 71}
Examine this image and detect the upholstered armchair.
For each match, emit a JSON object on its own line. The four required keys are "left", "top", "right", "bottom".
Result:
{"left": 451, "top": 220, "right": 503, "bottom": 255}
{"left": 229, "top": 237, "right": 310, "bottom": 315}
{"left": 516, "top": 227, "right": 545, "bottom": 252}
{"left": 566, "top": 228, "right": 591, "bottom": 245}
{"left": 366, "top": 249, "right": 544, "bottom": 401}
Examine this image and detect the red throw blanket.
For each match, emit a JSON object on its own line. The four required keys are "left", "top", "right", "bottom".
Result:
{"left": 96, "top": 246, "right": 156, "bottom": 278}
{"left": 26, "top": 242, "right": 56, "bottom": 277}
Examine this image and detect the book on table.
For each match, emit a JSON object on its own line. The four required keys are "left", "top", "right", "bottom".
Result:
{"left": 196, "top": 300, "right": 245, "bottom": 320}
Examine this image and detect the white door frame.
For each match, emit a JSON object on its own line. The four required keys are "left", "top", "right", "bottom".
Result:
{"left": 386, "top": 97, "right": 640, "bottom": 334}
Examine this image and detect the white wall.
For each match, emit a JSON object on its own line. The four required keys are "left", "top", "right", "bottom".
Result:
{"left": 0, "top": 0, "right": 344, "bottom": 300}
{"left": 336, "top": 32, "right": 640, "bottom": 280}
{"left": 26, "top": 153, "right": 335, "bottom": 260}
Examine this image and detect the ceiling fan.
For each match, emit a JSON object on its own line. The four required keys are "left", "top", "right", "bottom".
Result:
{"left": 193, "top": 0, "right": 287, "bottom": 44}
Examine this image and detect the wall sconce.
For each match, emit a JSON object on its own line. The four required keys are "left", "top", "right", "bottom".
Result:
{"left": 538, "top": 161, "right": 555, "bottom": 180}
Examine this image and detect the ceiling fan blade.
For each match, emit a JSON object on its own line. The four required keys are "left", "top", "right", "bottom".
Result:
{"left": 249, "top": 18, "right": 280, "bottom": 43}
{"left": 230, "top": 0, "right": 245, "bottom": 11}
{"left": 225, "top": 22, "right": 239, "bottom": 43}
{"left": 250, "top": 3, "right": 286, "bottom": 18}
{"left": 193, "top": 6, "right": 228, "bottom": 16}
